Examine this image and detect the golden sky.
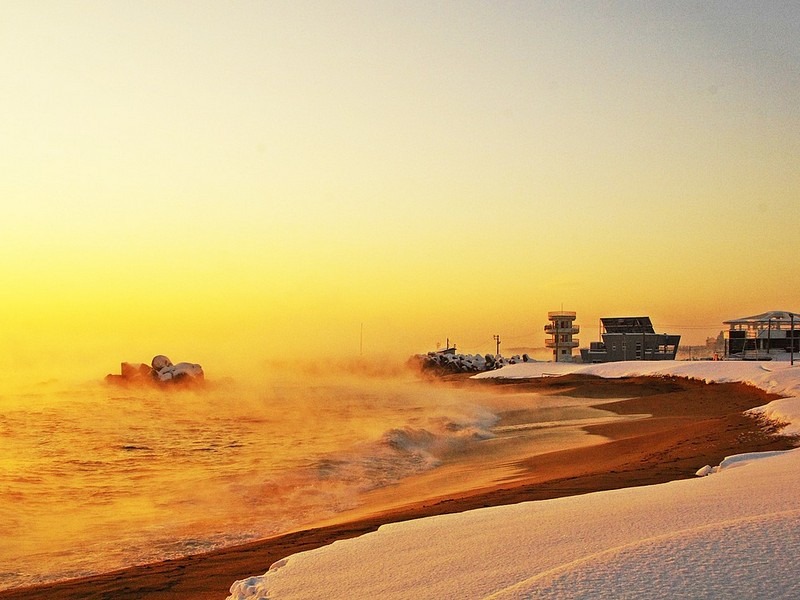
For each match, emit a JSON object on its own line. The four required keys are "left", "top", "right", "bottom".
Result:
{"left": 2, "top": 2, "right": 798, "bottom": 378}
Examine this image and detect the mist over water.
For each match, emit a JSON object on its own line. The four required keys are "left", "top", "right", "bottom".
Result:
{"left": 0, "top": 364, "right": 622, "bottom": 591}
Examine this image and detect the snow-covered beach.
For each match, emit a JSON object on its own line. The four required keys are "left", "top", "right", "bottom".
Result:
{"left": 229, "top": 361, "right": 800, "bottom": 600}
{"left": 2, "top": 360, "right": 796, "bottom": 600}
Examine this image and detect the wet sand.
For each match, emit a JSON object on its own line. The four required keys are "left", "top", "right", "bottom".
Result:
{"left": 2, "top": 374, "right": 796, "bottom": 600}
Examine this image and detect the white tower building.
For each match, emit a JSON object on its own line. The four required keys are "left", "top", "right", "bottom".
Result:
{"left": 545, "top": 311, "right": 580, "bottom": 362}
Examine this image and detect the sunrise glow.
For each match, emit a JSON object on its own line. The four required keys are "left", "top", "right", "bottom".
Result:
{"left": 2, "top": 2, "right": 798, "bottom": 381}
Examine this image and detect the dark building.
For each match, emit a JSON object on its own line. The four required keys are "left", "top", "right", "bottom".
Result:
{"left": 580, "top": 316, "right": 680, "bottom": 363}
{"left": 724, "top": 311, "right": 799, "bottom": 357}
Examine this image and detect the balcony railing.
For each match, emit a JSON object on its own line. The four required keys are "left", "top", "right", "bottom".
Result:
{"left": 545, "top": 339, "right": 580, "bottom": 348}
{"left": 544, "top": 324, "right": 580, "bottom": 334}
{"left": 547, "top": 311, "right": 576, "bottom": 319}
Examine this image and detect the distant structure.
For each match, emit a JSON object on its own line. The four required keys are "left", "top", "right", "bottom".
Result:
{"left": 580, "top": 316, "right": 680, "bottom": 363}
{"left": 545, "top": 311, "right": 580, "bottom": 362}
{"left": 724, "top": 311, "right": 799, "bottom": 358}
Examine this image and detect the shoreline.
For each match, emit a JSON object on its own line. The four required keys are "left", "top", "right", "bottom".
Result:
{"left": 2, "top": 374, "right": 796, "bottom": 600}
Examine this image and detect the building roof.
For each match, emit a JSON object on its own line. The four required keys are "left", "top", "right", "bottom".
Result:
{"left": 600, "top": 316, "right": 655, "bottom": 334}
{"left": 724, "top": 311, "right": 800, "bottom": 325}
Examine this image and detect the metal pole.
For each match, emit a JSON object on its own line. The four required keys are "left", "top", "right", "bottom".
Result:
{"left": 767, "top": 318, "right": 772, "bottom": 356}
{"left": 555, "top": 319, "right": 559, "bottom": 362}
{"left": 792, "top": 314, "right": 795, "bottom": 366}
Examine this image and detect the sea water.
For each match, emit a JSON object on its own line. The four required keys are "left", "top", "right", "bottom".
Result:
{"left": 0, "top": 367, "right": 625, "bottom": 591}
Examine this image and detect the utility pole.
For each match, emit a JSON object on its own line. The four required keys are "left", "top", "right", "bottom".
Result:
{"left": 493, "top": 334, "right": 501, "bottom": 356}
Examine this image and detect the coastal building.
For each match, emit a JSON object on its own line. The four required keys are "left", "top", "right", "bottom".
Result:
{"left": 544, "top": 311, "right": 580, "bottom": 362}
{"left": 723, "top": 311, "right": 799, "bottom": 358}
{"left": 579, "top": 316, "right": 680, "bottom": 363}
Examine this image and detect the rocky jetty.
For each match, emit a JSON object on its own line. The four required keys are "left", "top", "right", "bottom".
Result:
{"left": 105, "top": 355, "right": 204, "bottom": 386}
{"left": 409, "top": 350, "right": 533, "bottom": 375}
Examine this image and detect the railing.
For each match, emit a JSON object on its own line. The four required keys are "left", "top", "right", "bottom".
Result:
{"left": 544, "top": 325, "right": 580, "bottom": 334}
{"left": 547, "top": 311, "right": 576, "bottom": 319}
{"left": 545, "top": 339, "right": 579, "bottom": 348}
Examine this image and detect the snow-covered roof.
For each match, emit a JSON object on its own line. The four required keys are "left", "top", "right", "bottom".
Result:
{"left": 724, "top": 310, "right": 800, "bottom": 325}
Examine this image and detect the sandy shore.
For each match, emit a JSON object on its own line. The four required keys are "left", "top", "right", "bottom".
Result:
{"left": 2, "top": 374, "right": 796, "bottom": 600}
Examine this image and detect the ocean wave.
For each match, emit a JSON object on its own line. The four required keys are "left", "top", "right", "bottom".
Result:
{"left": 312, "top": 411, "right": 498, "bottom": 493}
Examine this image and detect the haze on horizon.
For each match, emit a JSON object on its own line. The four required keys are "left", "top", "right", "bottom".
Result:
{"left": 2, "top": 2, "right": 798, "bottom": 380}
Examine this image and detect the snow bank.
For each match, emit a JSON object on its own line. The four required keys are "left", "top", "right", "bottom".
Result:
{"left": 476, "top": 360, "right": 800, "bottom": 436}
{"left": 473, "top": 359, "right": 800, "bottom": 395}
{"left": 228, "top": 362, "right": 800, "bottom": 600}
